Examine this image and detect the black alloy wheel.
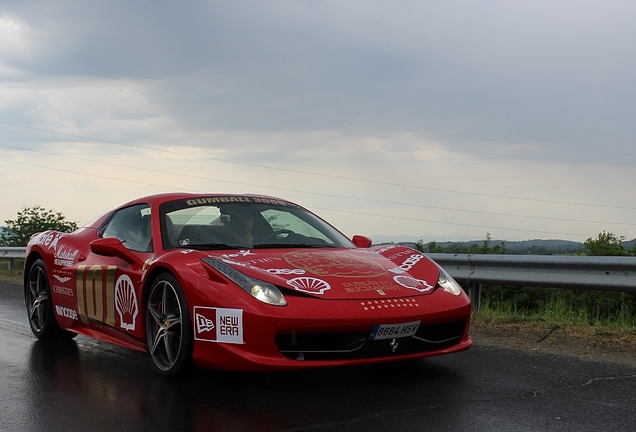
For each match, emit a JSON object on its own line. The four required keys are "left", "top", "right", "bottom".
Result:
{"left": 25, "top": 259, "right": 76, "bottom": 340}
{"left": 145, "top": 273, "right": 194, "bottom": 377}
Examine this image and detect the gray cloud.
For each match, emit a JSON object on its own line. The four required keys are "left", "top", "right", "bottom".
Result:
{"left": 4, "top": 1, "right": 635, "bottom": 150}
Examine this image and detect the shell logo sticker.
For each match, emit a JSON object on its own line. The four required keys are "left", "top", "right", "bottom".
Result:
{"left": 393, "top": 275, "right": 434, "bottom": 293}
{"left": 115, "top": 274, "right": 139, "bottom": 330}
{"left": 287, "top": 277, "right": 331, "bottom": 295}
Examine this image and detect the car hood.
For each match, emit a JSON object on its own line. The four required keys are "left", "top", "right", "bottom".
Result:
{"left": 203, "top": 245, "right": 441, "bottom": 300}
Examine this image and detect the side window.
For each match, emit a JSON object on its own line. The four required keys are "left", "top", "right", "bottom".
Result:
{"left": 102, "top": 204, "right": 152, "bottom": 252}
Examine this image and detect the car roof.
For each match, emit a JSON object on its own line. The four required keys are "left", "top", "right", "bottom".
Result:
{"left": 116, "top": 192, "right": 297, "bottom": 208}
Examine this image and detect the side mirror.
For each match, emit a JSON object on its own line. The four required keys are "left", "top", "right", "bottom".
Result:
{"left": 351, "top": 235, "right": 372, "bottom": 248}
{"left": 90, "top": 237, "right": 141, "bottom": 265}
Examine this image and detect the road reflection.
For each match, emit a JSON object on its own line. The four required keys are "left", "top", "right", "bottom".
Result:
{"left": 27, "top": 339, "right": 471, "bottom": 431}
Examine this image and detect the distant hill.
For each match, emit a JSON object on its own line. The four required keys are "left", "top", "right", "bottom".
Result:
{"left": 432, "top": 239, "right": 587, "bottom": 255}
{"left": 376, "top": 236, "right": 636, "bottom": 255}
{"left": 373, "top": 236, "right": 586, "bottom": 255}
{"left": 371, "top": 234, "right": 477, "bottom": 244}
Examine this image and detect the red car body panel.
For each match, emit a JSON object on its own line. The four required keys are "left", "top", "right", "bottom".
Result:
{"left": 24, "top": 193, "right": 472, "bottom": 372}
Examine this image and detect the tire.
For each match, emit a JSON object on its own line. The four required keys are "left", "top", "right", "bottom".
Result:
{"left": 145, "top": 273, "right": 194, "bottom": 378}
{"left": 25, "top": 259, "right": 76, "bottom": 340}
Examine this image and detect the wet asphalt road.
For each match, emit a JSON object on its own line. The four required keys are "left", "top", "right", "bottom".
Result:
{"left": 2, "top": 279, "right": 636, "bottom": 432}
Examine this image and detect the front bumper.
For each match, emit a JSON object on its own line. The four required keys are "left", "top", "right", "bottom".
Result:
{"left": 191, "top": 290, "right": 472, "bottom": 371}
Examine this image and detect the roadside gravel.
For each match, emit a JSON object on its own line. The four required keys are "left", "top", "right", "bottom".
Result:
{"left": 471, "top": 319, "right": 636, "bottom": 367}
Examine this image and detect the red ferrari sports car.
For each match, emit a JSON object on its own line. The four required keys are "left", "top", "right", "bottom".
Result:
{"left": 24, "top": 193, "right": 471, "bottom": 377}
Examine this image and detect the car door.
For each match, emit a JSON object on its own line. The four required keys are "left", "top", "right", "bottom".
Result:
{"left": 72, "top": 204, "right": 152, "bottom": 342}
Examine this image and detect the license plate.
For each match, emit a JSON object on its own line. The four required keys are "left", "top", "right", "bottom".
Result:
{"left": 369, "top": 321, "right": 420, "bottom": 340}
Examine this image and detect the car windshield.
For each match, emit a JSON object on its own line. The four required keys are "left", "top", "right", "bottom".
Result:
{"left": 160, "top": 196, "right": 355, "bottom": 250}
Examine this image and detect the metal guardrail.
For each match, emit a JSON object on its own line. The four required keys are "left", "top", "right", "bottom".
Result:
{"left": 0, "top": 247, "right": 26, "bottom": 271}
{"left": 426, "top": 253, "right": 636, "bottom": 291}
{"left": 426, "top": 253, "right": 636, "bottom": 310}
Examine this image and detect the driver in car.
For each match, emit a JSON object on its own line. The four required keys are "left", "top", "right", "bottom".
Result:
{"left": 222, "top": 208, "right": 255, "bottom": 245}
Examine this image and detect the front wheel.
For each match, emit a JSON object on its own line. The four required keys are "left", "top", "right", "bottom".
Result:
{"left": 25, "top": 259, "right": 76, "bottom": 340}
{"left": 145, "top": 274, "right": 194, "bottom": 378}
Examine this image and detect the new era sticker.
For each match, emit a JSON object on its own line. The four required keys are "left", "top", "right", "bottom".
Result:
{"left": 193, "top": 307, "right": 244, "bottom": 344}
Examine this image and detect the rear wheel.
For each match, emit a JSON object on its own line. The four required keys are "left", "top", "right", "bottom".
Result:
{"left": 145, "top": 274, "right": 194, "bottom": 378}
{"left": 25, "top": 259, "right": 76, "bottom": 340}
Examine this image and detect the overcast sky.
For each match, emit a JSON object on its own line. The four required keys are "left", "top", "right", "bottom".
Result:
{"left": 1, "top": 0, "right": 635, "bottom": 243}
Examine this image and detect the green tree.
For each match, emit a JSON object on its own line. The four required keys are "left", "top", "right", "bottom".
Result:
{"left": 481, "top": 232, "right": 506, "bottom": 254}
{"left": 414, "top": 239, "right": 444, "bottom": 253}
{"left": 584, "top": 231, "right": 630, "bottom": 256}
{"left": 427, "top": 240, "right": 446, "bottom": 253}
{"left": 0, "top": 205, "right": 78, "bottom": 246}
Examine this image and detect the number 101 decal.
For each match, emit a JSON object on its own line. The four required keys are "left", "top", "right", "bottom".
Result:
{"left": 76, "top": 265, "right": 139, "bottom": 331}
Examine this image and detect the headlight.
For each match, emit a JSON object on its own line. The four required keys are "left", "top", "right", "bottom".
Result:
{"left": 250, "top": 284, "right": 287, "bottom": 306}
{"left": 437, "top": 267, "right": 463, "bottom": 296}
{"left": 202, "top": 258, "right": 287, "bottom": 306}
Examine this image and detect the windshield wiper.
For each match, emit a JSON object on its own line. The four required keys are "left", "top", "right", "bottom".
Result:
{"left": 179, "top": 243, "right": 244, "bottom": 250}
{"left": 253, "top": 243, "right": 337, "bottom": 249}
